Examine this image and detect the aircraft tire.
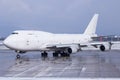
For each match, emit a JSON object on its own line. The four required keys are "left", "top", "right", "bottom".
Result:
{"left": 66, "top": 53, "right": 70, "bottom": 57}
{"left": 16, "top": 54, "right": 21, "bottom": 59}
{"left": 53, "top": 53, "right": 59, "bottom": 57}
{"left": 60, "top": 53, "right": 67, "bottom": 57}
{"left": 41, "top": 52, "right": 48, "bottom": 57}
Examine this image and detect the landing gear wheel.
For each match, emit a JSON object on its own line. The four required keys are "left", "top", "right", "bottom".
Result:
{"left": 41, "top": 52, "right": 48, "bottom": 58}
{"left": 44, "top": 52, "right": 48, "bottom": 57}
{"left": 60, "top": 53, "right": 70, "bottom": 57}
{"left": 53, "top": 53, "right": 59, "bottom": 57}
{"left": 60, "top": 53, "right": 65, "bottom": 57}
{"left": 66, "top": 53, "right": 70, "bottom": 57}
{"left": 16, "top": 54, "right": 21, "bottom": 59}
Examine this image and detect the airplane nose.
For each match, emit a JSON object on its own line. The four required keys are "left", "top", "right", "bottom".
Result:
{"left": 3, "top": 38, "right": 10, "bottom": 47}
{"left": 3, "top": 37, "right": 14, "bottom": 48}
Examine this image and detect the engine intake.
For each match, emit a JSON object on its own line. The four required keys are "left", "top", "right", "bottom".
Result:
{"left": 100, "top": 45, "right": 105, "bottom": 51}
{"left": 66, "top": 47, "right": 79, "bottom": 54}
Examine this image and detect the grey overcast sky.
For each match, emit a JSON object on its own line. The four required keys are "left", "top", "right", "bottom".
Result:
{"left": 0, "top": 0, "right": 120, "bottom": 36}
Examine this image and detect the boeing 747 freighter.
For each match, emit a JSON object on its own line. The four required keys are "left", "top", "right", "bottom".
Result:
{"left": 4, "top": 14, "right": 107, "bottom": 59}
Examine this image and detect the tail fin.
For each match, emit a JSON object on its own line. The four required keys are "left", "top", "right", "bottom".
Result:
{"left": 84, "top": 14, "right": 99, "bottom": 37}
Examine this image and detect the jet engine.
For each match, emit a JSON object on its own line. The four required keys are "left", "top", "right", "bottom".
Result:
{"left": 100, "top": 45, "right": 105, "bottom": 51}
{"left": 65, "top": 47, "right": 79, "bottom": 54}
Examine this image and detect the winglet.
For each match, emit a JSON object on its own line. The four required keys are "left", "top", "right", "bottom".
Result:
{"left": 84, "top": 14, "right": 99, "bottom": 37}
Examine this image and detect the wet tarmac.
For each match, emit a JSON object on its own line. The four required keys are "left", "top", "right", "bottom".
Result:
{"left": 0, "top": 49, "right": 120, "bottom": 78}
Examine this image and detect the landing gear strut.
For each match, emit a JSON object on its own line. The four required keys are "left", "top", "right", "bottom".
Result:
{"left": 41, "top": 51, "right": 48, "bottom": 58}
{"left": 52, "top": 51, "right": 70, "bottom": 58}
{"left": 16, "top": 54, "right": 21, "bottom": 59}
{"left": 15, "top": 50, "right": 26, "bottom": 59}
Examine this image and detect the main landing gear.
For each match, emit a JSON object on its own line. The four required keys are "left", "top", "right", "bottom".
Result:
{"left": 53, "top": 51, "right": 59, "bottom": 57}
{"left": 41, "top": 51, "right": 71, "bottom": 58}
{"left": 41, "top": 51, "right": 48, "bottom": 58}
{"left": 60, "top": 52, "right": 70, "bottom": 57}
{"left": 53, "top": 51, "right": 70, "bottom": 58}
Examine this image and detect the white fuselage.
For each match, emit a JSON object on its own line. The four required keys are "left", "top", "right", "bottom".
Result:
{"left": 4, "top": 30, "right": 92, "bottom": 51}
{"left": 3, "top": 14, "right": 99, "bottom": 53}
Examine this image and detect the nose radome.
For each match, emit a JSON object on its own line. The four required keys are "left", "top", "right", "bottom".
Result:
{"left": 3, "top": 38, "right": 10, "bottom": 47}
{"left": 3, "top": 37, "right": 14, "bottom": 49}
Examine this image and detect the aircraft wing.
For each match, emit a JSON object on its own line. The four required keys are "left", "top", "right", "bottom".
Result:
{"left": 90, "top": 41, "right": 120, "bottom": 46}
{"left": 46, "top": 42, "right": 100, "bottom": 51}
{"left": 46, "top": 41, "right": 112, "bottom": 51}
{"left": 46, "top": 43, "right": 88, "bottom": 51}
{"left": 46, "top": 42, "right": 101, "bottom": 49}
{"left": 88, "top": 41, "right": 120, "bottom": 51}
{"left": 46, "top": 44, "right": 80, "bottom": 48}
{"left": 89, "top": 42, "right": 108, "bottom": 48}
{"left": 46, "top": 41, "right": 120, "bottom": 52}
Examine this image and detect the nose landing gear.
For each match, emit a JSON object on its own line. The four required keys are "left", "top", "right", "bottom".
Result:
{"left": 15, "top": 50, "right": 26, "bottom": 59}
{"left": 16, "top": 54, "right": 21, "bottom": 59}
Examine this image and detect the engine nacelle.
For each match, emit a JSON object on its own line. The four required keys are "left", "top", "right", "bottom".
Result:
{"left": 66, "top": 47, "right": 79, "bottom": 54}
{"left": 100, "top": 45, "right": 105, "bottom": 51}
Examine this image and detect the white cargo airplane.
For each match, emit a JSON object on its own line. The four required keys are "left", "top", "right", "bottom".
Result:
{"left": 3, "top": 14, "right": 106, "bottom": 58}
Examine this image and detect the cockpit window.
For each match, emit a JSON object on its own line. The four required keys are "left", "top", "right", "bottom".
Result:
{"left": 12, "top": 32, "right": 18, "bottom": 34}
